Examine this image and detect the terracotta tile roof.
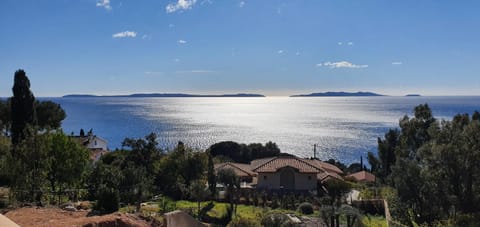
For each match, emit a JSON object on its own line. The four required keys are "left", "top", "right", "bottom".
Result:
{"left": 317, "top": 172, "right": 344, "bottom": 183}
{"left": 305, "top": 159, "right": 344, "bottom": 175}
{"left": 250, "top": 157, "right": 276, "bottom": 169}
{"left": 214, "top": 162, "right": 256, "bottom": 177}
{"left": 252, "top": 157, "right": 322, "bottom": 173}
{"left": 346, "top": 170, "right": 376, "bottom": 183}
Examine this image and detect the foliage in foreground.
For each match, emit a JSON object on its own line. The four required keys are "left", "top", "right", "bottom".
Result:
{"left": 369, "top": 104, "right": 480, "bottom": 224}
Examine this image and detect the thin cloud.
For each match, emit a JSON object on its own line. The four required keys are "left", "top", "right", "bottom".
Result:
{"left": 201, "top": 0, "right": 213, "bottom": 5}
{"left": 96, "top": 0, "right": 112, "bottom": 10}
{"left": 239, "top": 1, "right": 245, "bottom": 8}
{"left": 347, "top": 42, "right": 354, "bottom": 46}
{"left": 142, "top": 34, "right": 152, "bottom": 40}
{"left": 144, "top": 71, "right": 163, "bottom": 76}
{"left": 295, "top": 51, "right": 300, "bottom": 56}
{"left": 277, "top": 3, "right": 286, "bottom": 15}
{"left": 392, "top": 62, "right": 403, "bottom": 65}
{"left": 277, "top": 50, "right": 284, "bottom": 54}
{"left": 318, "top": 61, "right": 368, "bottom": 69}
{"left": 176, "top": 70, "right": 216, "bottom": 74}
{"left": 112, "top": 31, "right": 137, "bottom": 38}
{"left": 338, "top": 42, "right": 343, "bottom": 46}
{"left": 177, "top": 39, "right": 187, "bottom": 44}
{"left": 166, "top": 0, "right": 197, "bottom": 13}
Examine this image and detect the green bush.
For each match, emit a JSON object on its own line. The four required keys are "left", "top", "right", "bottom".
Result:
{"left": 297, "top": 202, "right": 314, "bottom": 215}
{"left": 228, "top": 216, "right": 261, "bottom": 227}
{"left": 260, "top": 212, "right": 297, "bottom": 227}
{"left": 95, "top": 187, "right": 120, "bottom": 214}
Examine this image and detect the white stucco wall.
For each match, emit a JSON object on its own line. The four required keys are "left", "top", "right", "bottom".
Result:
{"left": 86, "top": 137, "right": 108, "bottom": 150}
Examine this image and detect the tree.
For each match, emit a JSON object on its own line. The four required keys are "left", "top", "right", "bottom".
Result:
{"left": 120, "top": 163, "right": 152, "bottom": 211}
{"left": 36, "top": 101, "right": 66, "bottom": 130}
{"left": 11, "top": 69, "right": 36, "bottom": 145}
{"left": 208, "top": 141, "right": 281, "bottom": 163}
{"left": 384, "top": 105, "right": 480, "bottom": 225}
{"left": 207, "top": 153, "right": 216, "bottom": 197}
{"left": 87, "top": 151, "right": 126, "bottom": 213}
{"left": 217, "top": 168, "right": 240, "bottom": 213}
{"left": 45, "top": 132, "right": 90, "bottom": 200}
{"left": 8, "top": 127, "right": 49, "bottom": 204}
{"left": 0, "top": 100, "right": 11, "bottom": 136}
{"left": 368, "top": 129, "right": 399, "bottom": 182}
{"left": 122, "top": 132, "right": 162, "bottom": 175}
{"left": 473, "top": 111, "right": 480, "bottom": 121}
{"left": 0, "top": 136, "right": 11, "bottom": 186}
{"left": 189, "top": 180, "right": 208, "bottom": 219}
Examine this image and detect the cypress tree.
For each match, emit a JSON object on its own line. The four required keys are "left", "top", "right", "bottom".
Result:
{"left": 11, "top": 69, "right": 36, "bottom": 145}
{"left": 207, "top": 153, "right": 216, "bottom": 197}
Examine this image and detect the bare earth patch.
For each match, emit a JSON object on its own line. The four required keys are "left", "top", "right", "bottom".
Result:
{"left": 4, "top": 207, "right": 157, "bottom": 227}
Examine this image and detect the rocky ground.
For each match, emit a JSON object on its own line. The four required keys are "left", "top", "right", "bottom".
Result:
{"left": 4, "top": 207, "right": 161, "bottom": 227}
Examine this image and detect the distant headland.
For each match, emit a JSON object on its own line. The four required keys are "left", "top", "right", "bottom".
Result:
{"left": 63, "top": 93, "right": 266, "bottom": 98}
{"left": 290, "top": 91, "right": 384, "bottom": 97}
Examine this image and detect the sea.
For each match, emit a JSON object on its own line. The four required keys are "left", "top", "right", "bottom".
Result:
{"left": 48, "top": 96, "right": 480, "bottom": 164}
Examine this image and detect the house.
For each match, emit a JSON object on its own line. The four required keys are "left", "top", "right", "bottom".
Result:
{"left": 73, "top": 135, "right": 108, "bottom": 151}
{"left": 214, "top": 156, "right": 345, "bottom": 192}
{"left": 214, "top": 162, "right": 256, "bottom": 183}
{"left": 346, "top": 170, "right": 376, "bottom": 183}
{"left": 71, "top": 132, "right": 108, "bottom": 161}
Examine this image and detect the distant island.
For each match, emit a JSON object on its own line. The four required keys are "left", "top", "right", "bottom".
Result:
{"left": 405, "top": 94, "right": 421, "bottom": 97}
{"left": 290, "top": 91, "right": 384, "bottom": 97}
{"left": 63, "top": 93, "right": 265, "bottom": 98}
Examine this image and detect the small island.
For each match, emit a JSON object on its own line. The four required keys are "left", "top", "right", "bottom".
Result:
{"left": 405, "top": 94, "right": 421, "bottom": 97}
{"left": 63, "top": 93, "right": 265, "bottom": 98}
{"left": 290, "top": 91, "right": 384, "bottom": 97}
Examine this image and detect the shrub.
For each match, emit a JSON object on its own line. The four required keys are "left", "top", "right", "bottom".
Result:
{"left": 261, "top": 212, "right": 297, "bottom": 227}
{"left": 95, "top": 187, "right": 119, "bottom": 214}
{"left": 298, "top": 202, "right": 314, "bottom": 215}
{"left": 228, "top": 216, "right": 261, "bottom": 227}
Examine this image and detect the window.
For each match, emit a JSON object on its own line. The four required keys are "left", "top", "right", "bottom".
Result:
{"left": 263, "top": 175, "right": 267, "bottom": 180}
{"left": 308, "top": 176, "right": 312, "bottom": 180}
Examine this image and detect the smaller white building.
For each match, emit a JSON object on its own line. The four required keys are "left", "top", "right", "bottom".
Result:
{"left": 84, "top": 135, "right": 108, "bottom": 151}
{"left": 71, "top": 133, "right": 108, "bottom": 161}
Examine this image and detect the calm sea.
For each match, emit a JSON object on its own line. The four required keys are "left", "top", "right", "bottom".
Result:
{"left": 49, "top": 96, "right": 480, "bottom": 164}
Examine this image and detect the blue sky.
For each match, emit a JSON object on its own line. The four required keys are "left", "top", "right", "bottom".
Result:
{"left": 1, "top": 0, "right": 480, "bottom": 96}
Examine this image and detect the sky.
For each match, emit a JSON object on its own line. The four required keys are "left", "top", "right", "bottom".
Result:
{"left": 1, "top": 0, "right": 480, "bottom": 97}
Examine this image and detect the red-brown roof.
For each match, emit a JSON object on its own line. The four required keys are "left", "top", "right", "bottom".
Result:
{"left": 305, "top": 159, "right": 344, "bottom": 175}
{"left": 317, "top": 171, "right": 344, "bottom": 183}
{"left": 250, "top": 157, "right": 276, "bottom": 169}
{"left": 214, "top": 162, "right": 256, "bottom": 177}
{"left": 252, "top": 157, "right": 322, "bottom": 173}
{"left": 346, "top": 170, "right": 376, "bottom": 183}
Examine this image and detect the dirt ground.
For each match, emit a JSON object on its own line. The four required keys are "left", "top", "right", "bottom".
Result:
{"left": 4, "top": 207, "right": 160, "bottom": 227}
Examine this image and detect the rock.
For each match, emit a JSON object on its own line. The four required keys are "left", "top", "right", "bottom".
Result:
{"left": 63, "top": 205, "right": 77, "bottom": 212}
{"left": 76, "top": 201, "right": 92, "bottom": 210}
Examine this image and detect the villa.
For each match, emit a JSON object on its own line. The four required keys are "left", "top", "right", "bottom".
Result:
{"left": 215, "top": 156, "right": 345, "bottom": 193}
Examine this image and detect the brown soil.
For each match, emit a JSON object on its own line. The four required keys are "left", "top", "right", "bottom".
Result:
{"left": 4, "top": 207, "right": 160, "bottom": 227}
